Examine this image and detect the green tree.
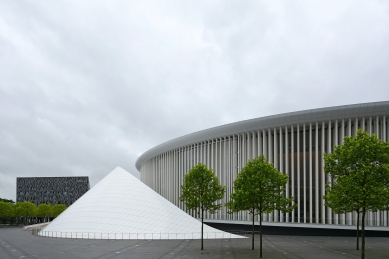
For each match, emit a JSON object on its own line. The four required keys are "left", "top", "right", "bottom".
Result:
{"left": 226, "top": 155, "right": 296, "bottom": 257}
{"left": 179, "top": 163, "right": 225, "bottom": 250}
{"left": 0, "top": 201, "right": 14, "bottom": 224}
{"left": 14, "top": 202, "right": 22, "bottom": 225}
{"left": 16, "top": 201, "right": 37, "bottom": 225}
{"left": 52, "top": 204, "right": 67, "bottom": 217}
{"left": 324, "top": 129, "right": 389, "bottom": 259}
{"left": 37, "top": 203, "right": 53, "bottom": 222}
{"left": 0, "top": 198, "right": 15, "bottom": 203}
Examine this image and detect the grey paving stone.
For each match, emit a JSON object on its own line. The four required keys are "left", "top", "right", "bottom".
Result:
{"left": 0, "top": 227, "right": 388, "bottom": 258}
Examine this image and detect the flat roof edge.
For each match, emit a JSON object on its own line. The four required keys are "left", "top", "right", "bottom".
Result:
{"left": 136, "top": 101, "right": 389, "bottom": 171}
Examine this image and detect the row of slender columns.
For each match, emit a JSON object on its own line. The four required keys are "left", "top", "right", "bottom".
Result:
{"left": 140, "top": 116, "right": 388, "bottom": 226}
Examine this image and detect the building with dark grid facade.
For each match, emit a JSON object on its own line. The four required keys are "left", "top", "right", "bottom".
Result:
{"left": 16, "top": 177, "right": 90, "bottom": 206}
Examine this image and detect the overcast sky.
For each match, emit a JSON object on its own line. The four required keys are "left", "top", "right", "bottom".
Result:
{"left": 1, "top": 1, "right": 388, "bottom": 201}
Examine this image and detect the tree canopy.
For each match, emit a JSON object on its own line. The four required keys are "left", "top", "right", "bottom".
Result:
{"left": 0, "top": 198, "right": 15, "bottom": 203}
{"left": 179, "top": 163, "right": 225, "bottom": 250}
{"left": 52, "top": 204, "right": 67, "bottom": 217}
{"left": 324, "top": 129, "right": 389, "bottom": 259}
{"left": 37, "top": 203, "right": 53, "bottom": 222}
{"left": 0, "top": 201, "right": 67, "bottom": 225}
{"left": 226, "top": 154, "right": 296, "bottom": 256}
{"left": 0, "top": 201, "right": 14, "bottom": 219}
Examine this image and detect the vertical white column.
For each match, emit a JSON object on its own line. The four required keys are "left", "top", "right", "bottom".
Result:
{"left": 334, "top": 120, "right": 338, "bottom": 224}
{"left": 173, "top": 150, "right": 176, "bottom": 204}
{"left": 238, "top": 134, "right": 241, "bottom": 174}
{"left": 263, "top": 129, "right": 268, "bottom": 159}
{"left": 164, "top": 153, "right": 167, "bottom": 198}
{"left": 368, "top": 117, "right": 372, "bottom": 226}
{"left": 247, "top": 132, "right": 250, "bottom": 162}
{"left": 219, "top": 138, "right": 223, "bottom": 219}
{"left": 189, "top": 145, "right": 191, "bottom": 167}
{"left": 165, "top": 151, "right": 171, "bottom": 202}
{"left": 274, "top": 127, "right": 278, "bottom": 222}
{"left": 327, "top": 121, "right": 332, "bottom": 224}
{"left": 160, "top": 153, "right": 163, "bottom": 197}
{"left": 174, "top": 150, "right": 176, "bottom": 204}
{"left": 195, "top": 143, "right": 198, "bottom": 165}
{"left": 269, "top": 128, "right": 273, "bottom": 222}
{"left": 362, "top": 117, "right": 365, "bottom": 131}
{"left": 172, "top": 151, "right": 174, "bottom": 203}
{"left": 355, "top": 118, "right": 359, "bottom": 135}
{"left": 369, "top": 117, "right": 372, "bottom": 135}
{"left": 200, "top": 142, "right": 203, "bottom": 165}
{"left": 376, "top": 116, "right": 380, "bottom": 138}
{"left": 225, "top": 137, "right": 229, "bottom": 220}
{"left": 269, "top": 129, "right": 273, "bottom": 163}
{"left": 239, "top": 133, "right": 242, "bottom": 175}
{"left": 321, "top": 121, "right": 325, "bottom": 224}
{"left": 253, "top": 131, "right": 256, "bottom": 159}
{"left": 180, "top": 148, "right": 183, "bottom": 209}
{"left": 238, "top": 133, "right": 241, "bottom": 220}
{"left": 209, "top": 142, "right": 212, "bottom": 216}
{"left": 285, "top": 126, "right": 289, "bottom": 223}
{"left": 258, "top": 130, "right": 262, "bottom": 156}
{"left": 203, "top": 140, "right": 208, "bottom": 170}
{"left": 348, "top": 118, "right": 352, "bottom": 136}
{"left": 303, "top": 123, "right": 306, "bottom": 223}
{"left": 157, "top": 155, "right": 160, "bottom": 195}
{"left": 353, "top": 118, "right": 359, "bottom": 224}
{"left": 161, "top": 153, "right": 164, "bottom": 196}
{"left": 340, "top": 119, "right": 345, "bottom": 225}
{"left": 166, "top": 152, "right": 168, "bottom": 201}
{"left": 382, "top": 115, "right": 388, "bottom": 227}
{"left": 210, "top": 140, "right": 215, "bottom": 219}
{"left": 157, "top": 155, "right": 160, "bottom": 194}
{"left": 167, "top": 152, "right": 170, "bottom": 201}
{"left": 280, "top": 127, "right": 284, "bottom": 222}
{"left": 291, "top": 125, "right": 295, "bottom": 223}
{"left": 262, "top": 131, "right": 267, "bottom": 222}
{"left": 274, "top": 128, "right": 278, "bottom": 169}
{"left": 233, "top": 135, "right": 237, "bottom": 220}
{"left": 224, "top": 137, "right": 227, "bottom": 220}
{"left": 315, "top": 122, "right": 319, "bottom": 223}
{"left": 309, "top": 123, "right": 313, "bottom": 223}
{"left": 373, "top": 116, "right": 381, "bottom": 226}
{"left": 210, "top": 141, "right": 212, "bottom": 173}
{"left": 190, "top": 145, "right": 193, "bottom": 170}
{"left": 386, "top": 115, "right": 388, "bottom": 142}
{"left": 297, "top": 124, "right": 300, "bottom": 223}
{"left": 347, "top": 119, "right": 352, "bottom": 225}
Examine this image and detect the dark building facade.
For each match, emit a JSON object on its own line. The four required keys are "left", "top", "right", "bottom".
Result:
{"left": 16, "top": 177, "right": 90, "bottom": 206}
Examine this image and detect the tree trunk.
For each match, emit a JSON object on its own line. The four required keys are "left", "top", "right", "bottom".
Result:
{"left": 252, "top": 210, "right": 254, "bottom": 250}
{"left": 201, "top": 208, "right": 204, "bottom": 250}
{"left": 260, "top": 213, "right": 263, "bottom": 258}
{"left": 356, "top": 212, "right": 359, "bottom": 250}
{"left": 361, "top": 209, "right": 365, "bottom": 259}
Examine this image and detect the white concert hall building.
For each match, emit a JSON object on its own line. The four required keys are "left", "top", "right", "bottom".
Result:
{"left": 136, "top": 101, "right": 389, "bottom": 227}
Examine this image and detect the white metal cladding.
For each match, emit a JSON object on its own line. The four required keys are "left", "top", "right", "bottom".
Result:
{"left": 137, "top": 101, "right": 389, "bottom": 226}
{"left": 41, "top": 167, "right": 242, "bottom": 239}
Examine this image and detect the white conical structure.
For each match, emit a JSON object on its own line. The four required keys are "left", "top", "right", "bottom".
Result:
{"left": 40, "top": 167, "right": 242, "bottom": 239}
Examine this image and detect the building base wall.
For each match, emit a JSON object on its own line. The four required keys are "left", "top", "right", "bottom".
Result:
{"left": 205, "top": 220, "right": 389, "bottom": 237}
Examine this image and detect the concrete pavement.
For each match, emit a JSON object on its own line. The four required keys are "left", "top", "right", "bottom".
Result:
{"left": 0, "top": 227, "right": 388, "bottom": 258}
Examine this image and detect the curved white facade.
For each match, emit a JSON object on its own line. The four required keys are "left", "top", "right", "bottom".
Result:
{"left": 40, "top": 167, "right": 242, "bottom": 239}
{"left": 136, "top": 101, "right": 389, "bottom": 227}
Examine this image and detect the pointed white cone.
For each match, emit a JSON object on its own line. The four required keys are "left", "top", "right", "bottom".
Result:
{"left": 40, "top": 167, "right": 243, "bottom": 239}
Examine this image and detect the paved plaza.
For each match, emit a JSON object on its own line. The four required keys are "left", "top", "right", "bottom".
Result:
{"left": 0, "top": 227, "right": 388, "bottom": 259}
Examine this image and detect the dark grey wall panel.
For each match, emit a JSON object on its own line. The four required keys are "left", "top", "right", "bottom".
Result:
{"left": 16, "top": 177, "right": 90, "bottom": 206}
